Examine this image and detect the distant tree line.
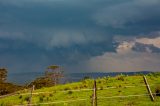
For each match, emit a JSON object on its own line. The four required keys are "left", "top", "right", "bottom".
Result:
{"left": 0, "top": 65, "right": 64, "bottom": 95}
{"left": 0, "top": 68, "right": 23, "bottom": 95}
{"left": 28, "top": 65, "right": 64, "bottom": 89}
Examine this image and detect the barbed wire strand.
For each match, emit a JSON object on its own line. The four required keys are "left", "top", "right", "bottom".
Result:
{"left": 18, "top": 84, "right": 158, "bottom": 95}
{"left": 14, "top": 98, "right": 88, "bottom": 106}
{"left": 0, "top": 84, "right": 159, "bottom": 98}
{"left": 98, "top": 93, "right": 160, "bottom": 99}
{"left": 14, "top": 93, "right": 160, "bottom": 106}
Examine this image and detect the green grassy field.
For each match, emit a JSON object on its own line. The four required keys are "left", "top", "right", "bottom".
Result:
{"left": 1, "top": 74, "right": 160, "bottom": 106}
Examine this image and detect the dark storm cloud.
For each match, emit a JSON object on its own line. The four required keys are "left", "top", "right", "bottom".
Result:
{"left": 0, "top": 0, "right": 110, "bottom": 48}
{"left": 0, "top": 0, "right": 160, "bottom": 74}
{"left": 93, "top": 0, "right": 160, "bottom": 27}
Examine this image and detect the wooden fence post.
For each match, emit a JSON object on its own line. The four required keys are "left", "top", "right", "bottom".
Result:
{"left": 143, "top": 76, "right": 154, "bottom": 101}
{"left": 28, "top": 85, "right": 35, "bottom": 106}
{"left": 92, "top": 80, "right": 97, "bottom": 106}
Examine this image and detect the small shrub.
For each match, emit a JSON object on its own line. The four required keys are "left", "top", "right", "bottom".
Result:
{"left": 39, "top": 96, "right": 44, "bottom": 102}
{"left": 155, "top": 85, "right": 160, "bottom": 96}
{"left": 19, "top": 95, "right": 22, "bottom": 99}
{"left": 83, "top": 84, "right": 87, "bottom": 88}
{"left": 79, "top": 85, "right": 83, "bottom": 89}
{"left": 64, "top": 87, "right": 71, "bottom": 91}
{"left": 119, "top": 85, "right": 122, "bottom": 88}
{"left": 117, "top": 76, "right": 124, "bottom": 81}
{"left": 68, "top": 91, "right": 73, "bottom": 95}
{"left": 100, "top": 86, "right": 103, "bottom": 90}
{"left": 49, "top": 94, "right": 53, "bottom": 97}
{"left": 24, "top": 96, "right": 30, "bottom": 102}
{"left": 105, "top": 78, "right": 108, "bottom": 82}
{"left": 98, "top": 80, "right": 102, "bottom": 84}
{"left": 73, "top": 86, "right": 79, "bottom": 90}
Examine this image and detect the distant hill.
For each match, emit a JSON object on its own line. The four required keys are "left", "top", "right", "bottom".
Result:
{"left": 8, "top": 71, "right": 151, "bottom": 85}
{"left": 8, "top": 72, "right": 43, "bottom": 85}
{"left": 65, "top": 71, "right": 151, "bottom": 82}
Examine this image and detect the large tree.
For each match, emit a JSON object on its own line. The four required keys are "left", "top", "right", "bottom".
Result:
{"left": 45, "top": 65, "right": 63, "bottom": 85}
{"left": 27, "top": 76, "right": 53, "bottom": 89}
{"left": 0, "top": 68, "right": 7, "bottom": 83}
{"left": 0, "top": 68, "right": 23, "bottom": 96}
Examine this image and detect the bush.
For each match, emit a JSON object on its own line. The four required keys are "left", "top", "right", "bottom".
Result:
{"left": 64, "top": 87, "right": 71, "bottom": 91}
{"left": 49, "top": 94, "right": 53, "bottom": 97}
{"left": 83, "top": 84, "right": 87, "bottom": 88}
{"left": 27, "top": 77, "right": 53, "bottom": 89}
{"left": 118, "top": 90, "right": 121, "bottom": 93}
{"left": 39, "top": 96, "right": 44, "bottom": 102}
{"left": 117, "top": 76, "right": 125, "bottom": 81}
{"left": 0, "top": 83, "right": 23, "bottom": 96}
{"left": 24, "top": 96, "right": 30, "bottom": 102}
{"left": 100, "top": 86, "right": 103, "bottom": 90}
{"left": 68, "top": 91, "right": 73, "bottom": 95}
{"left": 155, "top": 85, "right": 160, "bottom": 96}
{"left": 19, "top": 95, "right": 22, "bottom": 99}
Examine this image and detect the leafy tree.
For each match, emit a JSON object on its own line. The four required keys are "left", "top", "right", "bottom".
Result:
{"left": 27, "top": 77, "right": 53, "bottom": 89}
{"left": 47, "top": 65, "right": 59, "bottom": 70}
{"left": 0, "top": 68, "right": 7, "bottom": 83}
{"left": 0, "top": 68, "right": 23, "bottom": 96}
{"left": 0, "top": 83, "right": 22, "bottom": 95}
{"left": 28, "top": 65, "right": 64, "bottom": 89}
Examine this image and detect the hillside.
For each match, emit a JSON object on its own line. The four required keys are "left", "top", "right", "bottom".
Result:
{"left": 1, "top": 74, "right": 160, "bottom": 106}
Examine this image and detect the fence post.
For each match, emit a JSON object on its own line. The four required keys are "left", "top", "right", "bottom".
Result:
{"left": 143, "top": 76, "right": 154, "bottom": 101}
{"left": 92, "top": 80, "right": 97, "bottom": 106}
{"left": 28, "top": 85, "right": 35, "bottom": 106}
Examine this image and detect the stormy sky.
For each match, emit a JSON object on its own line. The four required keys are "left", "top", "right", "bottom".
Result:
{"left": 0, "top": 0, "right": 160, "bottom": 74}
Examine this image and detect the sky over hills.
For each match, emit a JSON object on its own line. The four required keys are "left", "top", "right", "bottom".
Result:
{"left": 0, "top": 0, "right": 160, "bottom": 73}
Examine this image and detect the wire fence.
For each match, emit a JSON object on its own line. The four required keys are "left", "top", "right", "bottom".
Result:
{"left": 1, "top": 76, "right": 160, "bottom": 106}
{"left": 14, "top": 98, "right": 88, "bottom": 106}
{"left": 0, "top": 83, "right": 157, "bottom": 97}
{"left": 13, "top": 93, "right": 160, "bottom": 106}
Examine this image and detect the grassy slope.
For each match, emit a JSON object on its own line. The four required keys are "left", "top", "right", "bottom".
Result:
{"left": 0, "top": 75, "right": 160, "bottom": 106}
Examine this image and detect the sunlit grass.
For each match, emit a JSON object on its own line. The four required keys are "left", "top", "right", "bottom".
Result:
{"left": 1, "top": 74, "right": 160, "bottom": 106}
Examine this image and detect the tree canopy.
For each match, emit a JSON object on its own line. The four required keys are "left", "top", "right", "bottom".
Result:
{"left": 47, "top": 65, "right": 60, "bottom": 70}
{"left": 0, "top": 68, "right": 7, "bottom": 83}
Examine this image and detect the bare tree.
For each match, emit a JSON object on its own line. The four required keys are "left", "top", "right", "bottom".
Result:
{"left": 45, "top": 65, "right": 63, "bottom": 85}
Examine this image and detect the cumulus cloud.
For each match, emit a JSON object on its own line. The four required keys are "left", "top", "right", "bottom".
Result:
{"left": 88, "top": 51, "right": 160, "bottom": 72}
{"left": 114, "top": 31, "right": 160, "bottom": 52}
{"left": 85, "top": 33, "right": 160, "bottom": 72}
{"left": 116, "top": 41, "right": 135, "bottom": 54}
{"left": 136, "top": 37, "right": 160, "bottom": 48}
{"left": 93, "top": 0, "right": 160, "bottom": 28}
